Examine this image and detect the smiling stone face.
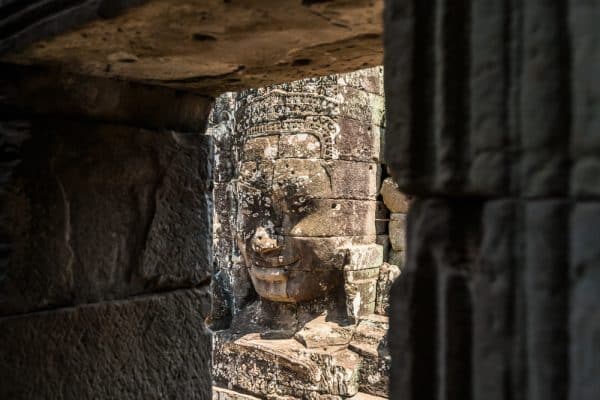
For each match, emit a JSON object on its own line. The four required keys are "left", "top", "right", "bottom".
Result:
{"left": 235, "top": 79, "right": 379, "bottom": 303}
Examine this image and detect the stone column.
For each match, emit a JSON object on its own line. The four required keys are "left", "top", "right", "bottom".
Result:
{"left": 384, "top": 1, "right": 596, "bottom": 399}
{"left": 0, "top": 69, "right": 215, "bottom": 399}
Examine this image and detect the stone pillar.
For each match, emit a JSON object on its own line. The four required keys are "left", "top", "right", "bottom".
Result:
{"left": 384, "top": 0, "right": 596, "bottom": 399}
{"left": 0, "top": 69, "right": 215, "bottom": 399}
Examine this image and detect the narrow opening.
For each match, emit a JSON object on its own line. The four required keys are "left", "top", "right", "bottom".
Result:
{"left": 207, "top": 66, "right": 401, "bottom": 399}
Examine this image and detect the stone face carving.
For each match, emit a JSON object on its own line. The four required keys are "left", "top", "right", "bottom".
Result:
{"left": 235, "top": 82, "right": 378, "bottom": 303}
{"left": 210, "top": 67, "right": 398, "bottom": 399}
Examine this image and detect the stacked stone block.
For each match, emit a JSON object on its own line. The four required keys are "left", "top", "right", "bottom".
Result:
{"left": 0, "top": 75, "right": 214, "bottom": 399}
{"left": 383, "top": 1, "right": 600, "bottom": 399}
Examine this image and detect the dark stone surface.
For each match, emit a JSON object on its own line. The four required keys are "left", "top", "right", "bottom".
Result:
{"left": 384, "top": 1, "right": 599, "bottom": 399}
{"left": 0, "top": 1, "right": 150, "bottom": 54}
{"left": 0, "top": 64, "right": 214, "bottom": 133}
{"left": 0, "top": 288, "right": 212, "bottom": 400}
{"left": 0, "top": 118, "right": 212, "bottom": 315}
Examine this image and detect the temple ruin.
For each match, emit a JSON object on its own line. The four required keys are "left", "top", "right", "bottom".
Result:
{"left": 207, "top": 67, "right": 405, "bottom": 399}
{"left": 1, "top": 1, "right": 599, "bottom": 399}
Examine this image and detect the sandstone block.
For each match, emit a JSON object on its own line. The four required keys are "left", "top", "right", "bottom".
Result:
{"left": 1, "top": 121, "right": 212, "bottom": 315}
{"left": 389, "top": 213, "right": 407, "bottom": 251}
{"left": 278, "top": 133, "right": 322, "bottom": 158}
{"left": 344, "top": 267, "right": 380, "bottom": 321}
{"left": 284, "top": 199, "right": 376, "bottom": 237}
{"left": 242, "top": 135, "right": 279, "bottom": 160}
{"left": 213, "top": 387, "right": 261, "bottom": 400}
{"left": 349, "top": 315, "right": 390, "bottom": 397}
{"left": 339, "top": 86, "right": 386, "bottom": 126}
{"left": 375, "top": 263, "right": 401, "bottom": 315}
{"left": 0, "top": 288, "right": 212, "bottom": 400}
{"left": 376, "top": 201, "right": 389, "bottom": 234}
{"left": 379, "top": 177, "right": 410, "bottom": 213}
{"left": 294, "top": 315, "right": 354, "bottom": 348}
{"left": 343, "top": 244, "right": 384, "bottom": 271}
{"left": 337, "top": 66, "right": 385, "bottom": 96}
{"left": 336, "top": 118, "right": 380, "bottom": 162}
{"left": 213, "top": 333, "right": 360, "bottom": 398}
{"left": 273, "top": 159, "right": 378, "bottom": 200}
{"left": 376, "top": 234, "right": 390, "bottom": 260}
{"left": 388, "top": 249, "right": 405, "bottom": 268}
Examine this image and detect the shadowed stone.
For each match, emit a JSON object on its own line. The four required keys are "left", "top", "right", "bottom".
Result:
{"left": 0, "top": 288, "right": 212, "bottom": 400}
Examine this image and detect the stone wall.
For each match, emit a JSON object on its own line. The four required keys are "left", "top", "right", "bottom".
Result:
{"left": 384, "top": 1, "right": 599, "bottom": 399}
{"left": 0, "top": 76, "right": 214, "bottom": 399}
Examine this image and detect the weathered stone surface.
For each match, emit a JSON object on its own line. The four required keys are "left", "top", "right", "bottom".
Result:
{"left": 339, "top": 86, "right": 385, "bottom": 126}
{"left": 338, "top": 66, "right": 385, "bottom": 96}
{"left": 214, "top": 182, "right": 236, "bottom": 238}
{"left": 1, "top": 119, "right": 212, "bottom": 315}
{"left": 1, "top": 1, "right": 383, "bottom": 95}
{"left": 379, "top": 177, "right": 410, "bottom": 213}
{"left": 343, "top": 244, "right": 384, "bottom": 271}
{"left": 375, "top": 263, "right": 401, "bottom": 316}
{"left": 209, "top": 69, "right": 392, "bottom": 399}
{"left": 213, "top": 332, "right": 361, "bottom": 398}
{"left": 279, "top": 133, "right": 322, "bottom": 159}
{"left": 349, "top": 393, "right": 387, "bottom": 400}
{"left": 344, "top": 253, "right": 381, "bottom": 321}
{"left": 0, "top": 288, "right": 212, "bottom": 400}
{"left": 0, "top": 65, "right": 213, "bottom": 133}
{"left": 570, "top": 203, "right": 600, "bottom": 400}
{"left": 213, "top": 387, "right": 261, "bottom": 400}
{"left": 388, "top": 213, "right": 406, "bottom": 251}
{"left": 350, "top": 315, "right": 390, "bottom": 397}
{"left": 336, "top": 118, "right": 381, "bottom": 162}
{"left": 294, "top": 315, "right": 354, "bottom": 349}
{"left": 282, "top": 199, "right": 376, "bottom": 237}
{"left": 272, "top": 159, "right": 378, "bottom": 200}
{"left": 387, "top": 250, "right": 405, "bottom": 269}
{"left": 376, "top": 234, "right": 390, "bottom": 261}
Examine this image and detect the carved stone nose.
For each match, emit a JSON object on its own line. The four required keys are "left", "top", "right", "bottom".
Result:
{"left": 251, "top": 227, "right": 279, "bottom": 254}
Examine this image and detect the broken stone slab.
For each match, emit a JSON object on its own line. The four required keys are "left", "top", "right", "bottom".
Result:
{"left": 379, "top": 177, "right": 410, "bottom": 213}
{"left": 213, "top": 332, "right": 361, "bottom": 398}
{"left": 350, "top": 314, "right": 389, "bottom": 357}
{"left": 294, "top": 315, "right": 354, "bottom": 349}
{"left": 375, "top": 263, "right": 401, "bottom": 316}
{"left": 213, "top": 387, "right": 261, "bottom": 400}
{"left": 388, "top": 213, "right": 407, "bottom": 251}
{"left": 349, "top": 314, "right": 390, "bottom": 397}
